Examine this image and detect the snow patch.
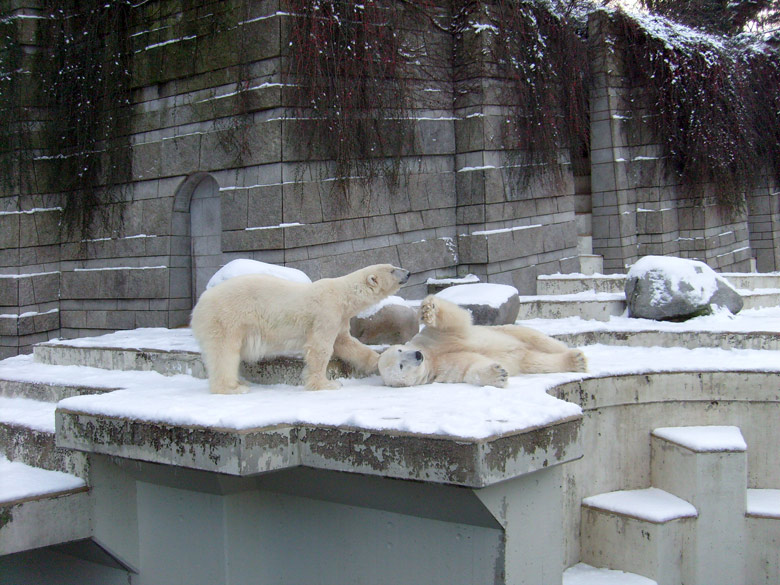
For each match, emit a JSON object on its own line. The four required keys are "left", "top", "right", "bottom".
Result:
{"left": 652, "top": 426, "right": 747, "bottom": 452}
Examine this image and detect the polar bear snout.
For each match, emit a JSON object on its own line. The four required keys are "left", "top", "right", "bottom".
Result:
{"left": 393, "top": 267, "right": 411, "bottom": 285}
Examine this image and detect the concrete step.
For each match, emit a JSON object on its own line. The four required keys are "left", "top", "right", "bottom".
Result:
{"left": 537, "top": 271, "right": 780, "bottom": 299}
{"left": 650, "top": 426, "right": 748, "bottom": 585}
{"left": 0, "top": 377, "right": 114, "bottom": 402}
{"left": 517, "top": 293, "right": 626, "bottom": 321}
{"left": 0, "top": 456, "right": 90, "bottom": 555}
{"left": 722, "top": 272, "right": 780, "bottom": 290}
{"left": 740, "top": 288, "right": 780, "bottom": 309}
{"left": 537, "top": 274, "right": 626, "bottom": 295}
{"left": 554, "top": 329, "right": 780, "bottom": 351}
{"left": 0, "top": 396, "right": 88, "bottom": 479}
{"left": 523, "top": 288, "right": 778, "bottom": 321}
{"left": 563, "top": 562, "right": 657, "bottom": 585}
{"left": 33, "top": 329, "right": 354, "bottom": 382}
{"left": 746, "top": 489, "right": 780, "bottom": 585}
{"left": 580, "top": 487, "right": 697, "bottom": 585}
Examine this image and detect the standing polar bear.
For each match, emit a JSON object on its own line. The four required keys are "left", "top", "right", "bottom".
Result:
{"left": 378, "top": 295, "right": 586, "bottom": 387}
{"left": 191, "top": 264, "right": 410, "bottom": 393}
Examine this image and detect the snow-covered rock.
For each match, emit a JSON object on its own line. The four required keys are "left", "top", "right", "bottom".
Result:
{"left": 350, "top": 296, "right": 418, "bottom": 345}
{"left": 435, "top": 283, "right": 520, "bottom": 325}
{"left": 625, "top": 256, "right": 743, "bottom": 321}
{"left": 206, "top": 259, "right": 311, "bottom": 290}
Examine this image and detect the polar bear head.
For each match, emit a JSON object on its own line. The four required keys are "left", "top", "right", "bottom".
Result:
{"left": 349, "top": 264, "right": 410, "bottom": 305}
{"left": 378, "top": 345, "right": 429, "bottom": 387}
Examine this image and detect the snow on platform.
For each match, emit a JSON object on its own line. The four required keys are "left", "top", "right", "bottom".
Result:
{"left": 582, "top": 488, "right": 698, "bottom": 523}
{"left": 652, "top": 425, "right": 747, "bottom": 452}
{"left": 0, "top": 456, "right": 86, "bottom": 504}
{"left": 4, "top": 316, "right": 780, "bottom": 440}
{"left": 747, "top": 489, "right": 780, "bottom": 519}
{"left": 563, "top": 563, "right": 657, "bottom": 585}
{"left": 0, "top": 396, "right": 57, "bottom": 433}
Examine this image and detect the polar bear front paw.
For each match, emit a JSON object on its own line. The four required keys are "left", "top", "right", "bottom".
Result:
{"left": 479, "top": 363, "right": 509, "bottom": 388}
{"left": 211, "top": 382, "right": 250, "bottom": 395}
{"left": 420, "top": 296, "right": 440, "bottom": 327}
{"left": 305, "top": 378, "right": 342, "bottom": 391}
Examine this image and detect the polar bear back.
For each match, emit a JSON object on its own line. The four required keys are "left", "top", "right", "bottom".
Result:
{"left": 191, "top": 274, "right": 344, "bottom": 357}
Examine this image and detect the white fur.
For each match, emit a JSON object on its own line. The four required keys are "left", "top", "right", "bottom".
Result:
{"left": 192, "top": 264, "right": 410, "bottom": 393}
{"left": 378, "top": 295, "right": 587, "bottom": 388}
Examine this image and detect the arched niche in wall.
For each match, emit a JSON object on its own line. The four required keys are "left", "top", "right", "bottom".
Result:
{"left": 170, "top": 172, "right": 223, "bottom": 324}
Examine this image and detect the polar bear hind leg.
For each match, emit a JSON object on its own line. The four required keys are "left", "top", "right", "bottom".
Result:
{"left": 515, "top": 348, "right": 587, "bottom": 374}
{"left": 495, "top": 324, "right": 571, "bottom": 354}
{"left": 200, "top": 336, "right": 249, "bottom": 394}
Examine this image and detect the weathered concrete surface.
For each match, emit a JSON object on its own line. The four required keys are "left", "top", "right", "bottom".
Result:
{"left": 0, "top": 489, "right": 90, "bottom": 556}
{"left": 651, "top": 427, "right": 747, "bottom": 585}
{"left": 35, "top": 343, "right": 355, "bottom": 385}
{"left": 555, "top": 370, "right": 780, "bottom": 570}
{"left": 517, "top": 295, "right": 626, "bottom": 321}
{"left": 56, "top": 410, "right": 583, "bottom": 488}
{"left": 555, "top": 329, "right": 780, "bottom": 351}
{"left": 0, "top": 421, "right": 88, "bottom": 479}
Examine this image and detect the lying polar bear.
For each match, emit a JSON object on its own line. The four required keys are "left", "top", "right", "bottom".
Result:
{"left": 191, "top": 264, "right": 410, "bottom": 393}
{"left": 378, "top": 295, "right": 587, "bottom": 387}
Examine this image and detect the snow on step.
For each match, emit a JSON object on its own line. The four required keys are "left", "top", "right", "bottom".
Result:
{"left": 0, "top": 456, "right": 85, "bottom": 504}
{"left": 0, "top": 396, "right": 56, "bottom": 433}
{"left": 652, "top": 425, "right": 747, "bottom": 452}
{"left": 563, "top": 563, "right": 657, "bottom": 585}
{"left": 582, "top": 487, "right": 697, "bottom": 523}
{"left": 747, "top": 489, "right": 780, "bottom": 519}
{"left": 0, "top": 456, "right": 90, "bottom": 555}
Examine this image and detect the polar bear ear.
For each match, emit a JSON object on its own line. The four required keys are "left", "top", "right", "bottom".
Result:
{"left": 367, "top": 274, "right": 379, "bottom": 289}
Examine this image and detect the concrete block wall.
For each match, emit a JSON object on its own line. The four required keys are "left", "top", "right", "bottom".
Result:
{"left": 588, "top": 10, "right": 758, "bottom": 274}
{"left": 747, "top": 175, "right": 780, "bottom": 272}
{"left": 1, "top": 3, "right": 777, "bottom": 354}
{"left": 452, "top": 4, "right": 579, "bottom": 293}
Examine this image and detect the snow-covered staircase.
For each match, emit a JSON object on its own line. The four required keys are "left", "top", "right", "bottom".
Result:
{"left": 528, "top": 272, "right": 780, "bottom": 321}
{"left": 579, "top": 425, "right": 780, "bottom": 585}
{"left": 0, "top": 379, "right": 95, "bottom": 554}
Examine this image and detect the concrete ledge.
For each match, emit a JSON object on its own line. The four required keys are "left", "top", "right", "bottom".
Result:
{"left": 517, "top": 295, "right": 626, "bottom": 321}
{"left": 34, "top": 343, "right": 354, "bottom": 384}
{"left": 0, "top": 490, "right": 90, "bottom": 556}
{"left": 55, "top": 410, "right": 582, "bottom": 488}
{"left": 555, "top": 329, "right": 780, "bottom": 351}
{"left": 0, "top": 421, "right": 89, "bottom": 480}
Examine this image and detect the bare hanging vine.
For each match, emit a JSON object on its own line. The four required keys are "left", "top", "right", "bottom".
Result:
{"left": 284, "top": 0, "right": 422, "bottom": 193}
{"left": 488, "top": 0, "right": 591, "bottom": 183}
{"left": 42, "top": 0, "right": 133, "bottom": 236}
{"left": 610, "top": 9, "right": 780, "bottom": 210}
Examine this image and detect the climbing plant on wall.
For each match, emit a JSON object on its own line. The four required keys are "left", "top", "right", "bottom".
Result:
{"left": 0, "top": 12, "right": 25, "bottom": 196}
{"left": 488, "top": 0, "right": 591, "bottom": 183}
{"left": 42, "top": 0, "right": 133, "bottom": 236}
{"left": 285, "top": 0, "right": 420, "bottom": 192}
{"left": 611, "top": 9, "right": 780, "bottom": 210}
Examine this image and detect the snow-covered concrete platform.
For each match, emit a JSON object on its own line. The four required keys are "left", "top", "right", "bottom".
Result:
{"left": 2, "top": 292, "right": 780, "bottom": 584}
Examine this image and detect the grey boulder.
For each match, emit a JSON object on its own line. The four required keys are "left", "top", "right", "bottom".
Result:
{"left": 625, "top": 255, "right": 743, "bottom": 321}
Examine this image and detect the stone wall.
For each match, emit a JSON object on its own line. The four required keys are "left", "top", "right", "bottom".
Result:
{"left": 588, "top": 10, "right": 766, "bottom": 274}
{"left": 0, "top": 3, "right": 776, "bottom": 355}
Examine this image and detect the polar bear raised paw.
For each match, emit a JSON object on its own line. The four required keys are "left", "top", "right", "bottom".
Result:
{"left": 419, "top": 296, "right": 440, "bottom": 327}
